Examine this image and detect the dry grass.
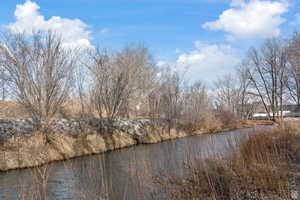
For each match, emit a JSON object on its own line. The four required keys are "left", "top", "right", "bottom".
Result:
{"left": 0, "top": 101, "right": 28, "bottom": 119}
{"left": 11, "top": 124, "right": 300, "bottom": 200}
{"left": 0, "top": 100, "right": 89, "bottom": 119}
{"left": 152, "top": 124, "right": 300, "bottom": 200}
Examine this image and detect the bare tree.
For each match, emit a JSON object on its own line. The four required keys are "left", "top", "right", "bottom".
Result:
{"left": 88, "top": 49, "right": 130, "bottom": 118}
{"left": 181, "top": 81, "right": 212, "bottom": 127}
{"left": 0, "top": 66, "right": 9, "bottom": 100}
{"left": 236, "top": 64, "right": 257, "bottom": 119}
{"left": 88, "top": 45, "right": 156, "bottom": 118}
{"left": 147, "top": 68, "right": 184, "bottom": 129}
{"left": 115, "top": 45, "right": 157, "bottom": 117}
{"left": 286, "top": 32, "right": 300, "bottom": 107}
{"left": 0, "top": 32, "right": 75, "bottom": 128}
{"left": 246, "top": 38, "right": 288, "bottom": 121}
{"left": 72, "top": 63, "right": 94, "bottom": 118}
{"left": 160, "top": 71, "right": 183, "bottom": 125}
{"left": 214, "top": 74, "right": 241, "bottom": 114}
{"left": 214, "top": 66, "right": 260, "bottom": 120}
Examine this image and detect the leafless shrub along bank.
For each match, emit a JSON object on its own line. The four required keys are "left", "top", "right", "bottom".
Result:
{"left": 0, "top": 32, "right": 75, "bottom": 128}
{"left": 0, "top": 31, "right": 231, "bottom": 132}
{"left": 1, "top": 28, "right": 300, "bottom": 200}
{"left": 87, "top": 45, "right": 156, "bottom": 118}
{"left": 148, "top": 69, "right": 184, "bottom": 128}
{"left": 1, "top": 30, "right": 300, "bottom": 129}
{"left": 152, "top": 126, "right": 299, "bottom": 200}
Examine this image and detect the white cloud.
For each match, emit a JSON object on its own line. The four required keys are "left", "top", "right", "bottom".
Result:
{"left": 160, "top": 41, "right": 240, "bottom": 83}
{"left": 7, "top": 0, "right": 92, "bottom": 48}
{"left": 202, "top": 0, "right": 289, "bottom": 39}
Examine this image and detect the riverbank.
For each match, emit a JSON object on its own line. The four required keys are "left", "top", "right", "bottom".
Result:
{"left": 153, "top": 122, "right": 300, "bottom": 200}
{"left": 0, "top": 118, "right": 256, "bottom": 171}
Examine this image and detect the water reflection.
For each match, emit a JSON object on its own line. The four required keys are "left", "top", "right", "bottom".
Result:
{"left": 0, "top": 127, "right": 259, "bottom": 200}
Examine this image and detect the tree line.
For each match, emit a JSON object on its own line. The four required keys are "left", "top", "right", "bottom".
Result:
{"left": 216, "top": 32, "right": 300, "bottom": 122}
{"left": 0, "top": 31, "right": 300, "bottom": 130}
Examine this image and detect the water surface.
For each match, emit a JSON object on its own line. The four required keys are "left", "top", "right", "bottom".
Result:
{"left": 0, "top": 127, "right": 261, "bottom": 200}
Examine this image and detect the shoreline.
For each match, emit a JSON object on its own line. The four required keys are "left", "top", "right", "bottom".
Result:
{"left": 0, "top": 118, "right": 259, "bottom": 172}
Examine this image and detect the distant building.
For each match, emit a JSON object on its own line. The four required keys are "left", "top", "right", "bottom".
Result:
{"left": 252, "top": 104, "right": 300, "bottom": 119}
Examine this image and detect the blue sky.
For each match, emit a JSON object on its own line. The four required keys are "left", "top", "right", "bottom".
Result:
{"left": 0, "top": 0, "right": 299, "bottom": 84}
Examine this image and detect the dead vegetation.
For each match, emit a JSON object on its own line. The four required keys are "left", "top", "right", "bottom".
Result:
{"left": 0, "top": 32, "right": 75, "bottom": 128}
{"left": 152, "top": 124, "right": 300, "bottom": 200}
{"left": 2, "top": 29, "right": 300, "bottom": 200}
{"left": 0, "top": 101, "right": 28, "bottom": 119}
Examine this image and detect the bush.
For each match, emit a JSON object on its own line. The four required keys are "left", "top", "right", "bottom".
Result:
{"left": 216, "top": 110, "right": 241, "bottom": 129}
{"left": 153, "top": 125, "right": 299, "bottom": 199}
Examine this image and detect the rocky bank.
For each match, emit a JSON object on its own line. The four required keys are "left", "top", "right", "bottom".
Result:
{"left": 0, "top": 118, "right": 206, "bottom": 171}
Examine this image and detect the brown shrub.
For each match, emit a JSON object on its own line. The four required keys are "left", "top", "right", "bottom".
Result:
{"left": 216, "top": 110, "right": 241, "bottom": 129}
{"left": 153, "top": 125, "right": 299, "bottom": 200}
{"left": 176, "top": 111, "right": 223, "bottom": 133}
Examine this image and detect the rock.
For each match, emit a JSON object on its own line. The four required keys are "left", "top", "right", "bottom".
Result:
{"left": 0, "top": 118, "right": 198, "bottom": 171}
{"left": 291, "top": 190, "right": 299, "bottom": 200}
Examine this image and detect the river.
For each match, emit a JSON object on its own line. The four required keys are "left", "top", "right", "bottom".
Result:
{"left": 0, "top": 127, "right": 261, "bottom": 200}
